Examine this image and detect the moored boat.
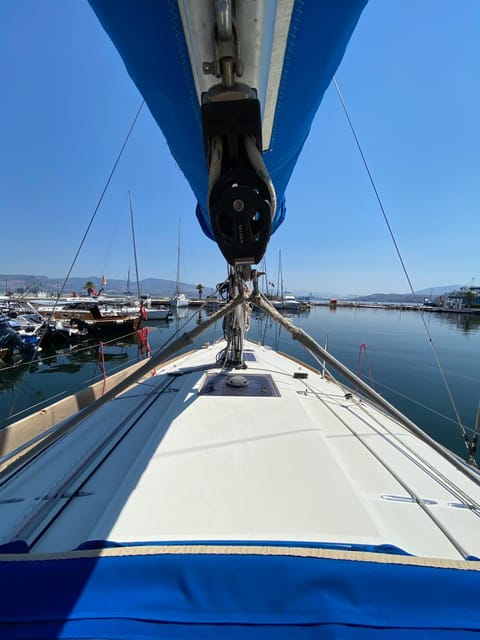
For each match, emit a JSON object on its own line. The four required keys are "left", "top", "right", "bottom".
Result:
{"left": 142, "top": 306, "right": 172, "bottom": 321}
{"left": 169, "top": 223, "right": 190, "bottom": 308}
{"left": 36, "top": 301, "right": 142, "bottom": 335}
{"left": 169, "top": 292, "right": 190, "bottom": 308}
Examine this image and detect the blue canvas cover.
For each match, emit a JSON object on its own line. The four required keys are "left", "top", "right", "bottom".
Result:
{"left": 88, "top": 0, "right": 367, "bottom": 240}
{"left": 1, "top": 544, "right": 480, "bottom": 638}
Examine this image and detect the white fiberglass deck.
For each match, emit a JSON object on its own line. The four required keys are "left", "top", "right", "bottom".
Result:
{"left": 1, "top": 340, "right": 480, "bottom": 560}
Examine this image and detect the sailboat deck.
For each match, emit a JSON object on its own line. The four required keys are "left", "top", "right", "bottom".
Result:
{"left": 1, "top": 341, "right": 479, "bottom": 560}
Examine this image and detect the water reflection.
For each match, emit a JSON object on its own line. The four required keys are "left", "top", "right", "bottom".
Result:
{"left": 174, "top": 308, "right": 188, "bottom": 320}
{"left": 2, "top": 307, "right": 476, "bottom": 398}
{"left": 0, "top": 325, "right": 172, "bottom": 393}
{"left": 433, "top": 312, "right": 480, "bottom": 334}
{"left": 0, "top": 321, "right": 179, "bottom": 427}
{"left": 0, "top": 346, "right": 45, "bottom": 390}
{"left": 0, "top": 358, "right": 37, "bottom": 391}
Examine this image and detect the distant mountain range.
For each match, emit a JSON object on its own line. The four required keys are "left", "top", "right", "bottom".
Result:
{"left": 349, "top": 285, "right": 462, "bottom": 303}
{"left": 0, "top": 275, "right": 462, "bottom": 301}
{"left": 0, "top": 274, "right": 214, "bottom": 298}
{"left": 288, "top": 285, "right": 463, "bottom": 302}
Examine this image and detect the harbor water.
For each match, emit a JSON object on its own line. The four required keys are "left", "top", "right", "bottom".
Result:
{"left": 1, "top": 305, "right": 479, "bottom": 465}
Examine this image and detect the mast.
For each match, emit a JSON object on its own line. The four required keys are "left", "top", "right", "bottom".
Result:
{"left": 175, "top": 221, "right": 181, "bottom": 296}
{"left": 128, "top": 191, "right": 141, "bottom": 302}
{"left": 261, "top": 257, "right": 268, "bottom": 296}
{"left": 126, "top": 268, "right": 131, "bottom": 295}
{"left": 276, "top": 250, "right": 283, "bottom": 299}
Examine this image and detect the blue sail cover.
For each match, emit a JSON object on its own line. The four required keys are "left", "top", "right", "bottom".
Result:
{"left": 1, "top": 544, "right": 480, "bottom": 638}
{"left": 88, "top": 0, "right": 367, "bottom": 240}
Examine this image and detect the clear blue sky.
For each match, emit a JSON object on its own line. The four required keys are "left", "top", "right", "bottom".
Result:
{"left": 1, "top": 1, "right": 479, "bottom": 296}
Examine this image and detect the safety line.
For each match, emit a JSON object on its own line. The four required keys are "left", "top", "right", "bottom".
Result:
{"left": 333, "top": 78, "right": 473, "bottom": 464}
{"left": 305, "top": 378, "right": 470, "bottom": 559}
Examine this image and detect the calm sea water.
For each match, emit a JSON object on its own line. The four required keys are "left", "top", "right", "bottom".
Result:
{"left": 1, "top": 305, "right": 479, "bottom": 464}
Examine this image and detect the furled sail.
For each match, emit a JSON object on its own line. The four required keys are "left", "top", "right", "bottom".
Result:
{"left": 88, "top": 0, "right": 367, "bottom": 255}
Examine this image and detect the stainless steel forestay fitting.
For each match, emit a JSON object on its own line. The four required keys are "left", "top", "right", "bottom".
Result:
{"left": 202, "top": 0, "right": 244, "bottom": 88}
{"left": 200, "top": 0, "right": 276, "bottom": 268}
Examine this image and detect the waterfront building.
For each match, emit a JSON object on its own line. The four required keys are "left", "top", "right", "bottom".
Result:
{"left": 444, "top": 286, "right": 480, "bottom": 310}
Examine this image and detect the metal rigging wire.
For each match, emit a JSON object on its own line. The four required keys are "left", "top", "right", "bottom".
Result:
{"left": 54, "top": 100, "right": 145, "bottom": 309}
{"left": 332, "top": 77, "right": 476, "bottom": 465}
{"left": 3, "top": 101, "right": 145, "bottom": 426}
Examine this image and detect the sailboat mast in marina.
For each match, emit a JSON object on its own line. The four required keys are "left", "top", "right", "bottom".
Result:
{"left": 169, "top": 222, "right": 189, "bottom": 308}
{"left": 128, "top": 190, "right": 141, "bottom": 304}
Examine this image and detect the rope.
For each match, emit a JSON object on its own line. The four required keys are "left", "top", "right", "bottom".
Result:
{"left": 472, "top": 399, "right": 480, "bottom": 458}
{"left": 333, "top": 77, "right": 474, "bottom": 464}
{"left": 253, "top": 289, "right": 480, "bottom": 485}
{"left": 216, "top": 268, "right": 251, "bottom": 367}
{"left": 207, "top": 135, "right": 224, "bottom": 202}
{"left": 243, "top": 134, "right": 277, "bottom": 218}
{"left": 304, "top": 346, "right": 476, "bottom": 436}
{"left": 136, "top": 327, "right": 151, "bottom": 358}
{"left": 357, "top": 343, "right": 375, "bottom": 391}
{"left": 303, "top": 378, "right": 474, "bottom": 557}
{"left": 99, "top": 341, "right": 107, "bottom": 395}
{"left": 1, "top": 327, "right": 148, "bottom": 428}
{"left": 359, "top": 373, "right": 479, "bottom": 435}
{"left": 206, "top": 133, "right": 277, "bottom": 219}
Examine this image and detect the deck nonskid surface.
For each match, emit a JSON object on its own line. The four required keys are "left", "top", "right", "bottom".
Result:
{"left": 2, "top": 341, "right": 480, "bottom": 559}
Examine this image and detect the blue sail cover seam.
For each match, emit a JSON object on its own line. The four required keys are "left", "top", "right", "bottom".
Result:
{"left": 166, "top": 0, "right": 200, "bottom": 131}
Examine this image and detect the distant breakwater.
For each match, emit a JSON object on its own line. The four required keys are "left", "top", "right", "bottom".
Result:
{"left": 311, "top": 301, "right": 480, "bottom": 314}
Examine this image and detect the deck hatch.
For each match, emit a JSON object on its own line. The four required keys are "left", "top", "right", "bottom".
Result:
{"left": 243, "top": 351, "right": 257, "bottom": 362}
{"left": 199, "top": 373, "right": 280, "bottom": 397}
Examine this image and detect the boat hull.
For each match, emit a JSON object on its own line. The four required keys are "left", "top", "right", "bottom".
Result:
{"left": 143, "top": 307, "right": 171, "bottom": 321}
{"left": 169, "top": 294, "right": 190, "bottom": 308}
